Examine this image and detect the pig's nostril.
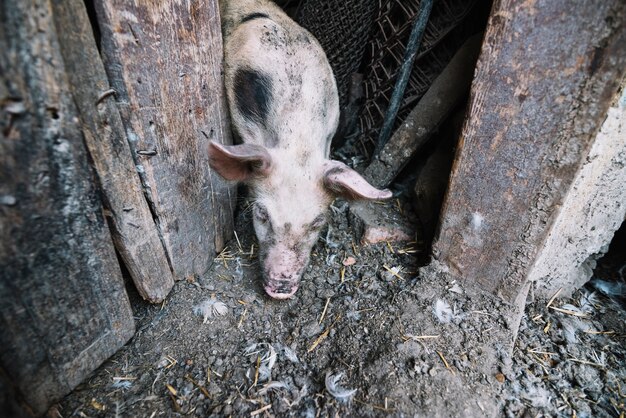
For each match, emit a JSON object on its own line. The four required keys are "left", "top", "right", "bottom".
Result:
{"left": 264, "top": 280, "right": 298, "bottom": 299}
{"left": 276, "top": 284, "right": 292, "bottom": 293}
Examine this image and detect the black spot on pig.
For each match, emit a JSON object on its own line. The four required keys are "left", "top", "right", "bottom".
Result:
{"left": 241, "top": 13, "right": 270, "bottom": 24}
{"left": 234, "top": 68, "right": 273, "bottom": 126}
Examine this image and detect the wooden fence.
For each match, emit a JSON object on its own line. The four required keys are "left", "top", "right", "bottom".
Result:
{"left": 433, "top": 0, "right": 626, "bottom": 305}
{"left": 0, "top": 0, "right": 232, "bottom": 414}
{"left": 1, "top": 0, "right": 625, "bottom": 415}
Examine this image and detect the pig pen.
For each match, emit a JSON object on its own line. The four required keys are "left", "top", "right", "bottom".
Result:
{"left": 54, "top": 0, "right": 626, "bottom": 416}
{"left": 3, "top": 0, "right": 626, "bottom": 416}
{"left": 56, "top": 200, "right": 626, "bottom": 417}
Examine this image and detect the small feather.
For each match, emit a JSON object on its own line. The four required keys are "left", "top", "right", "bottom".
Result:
{"left": 244, "top": 343, "right": 277, "bottom": 383}
{"left": 433, "top": 299, "right": 454, "bottom": 323}
{"left": 281, "top": 345, "right": 300, "bottom": 363}
{"left": 325, "top": 372, "right": 357, "bottom": 402}
{"left": 111, "top": 380, "right": 133, "bottom": 389}
{"left": 193, "top": 297, "right": 229, "bottom": 323}
{"left": 257, "top": 381, "right": 289, "bottom": 396}
{"left": 592, "top": 279, "right": 626, "bottom": 297}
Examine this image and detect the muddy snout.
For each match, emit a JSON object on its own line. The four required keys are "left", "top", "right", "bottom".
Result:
{"left": 263, "top": 276, "right": 300, "bottom": 300}
{"left": 261, "top": 246, "right": 309, "bottom": 299}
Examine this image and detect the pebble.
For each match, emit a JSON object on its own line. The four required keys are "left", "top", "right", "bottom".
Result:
{"left": 233, "top": 398, "right": 244, "bottom": 410}
{"left": 317, "top": 288, "right": 335, "bottom": 298}
{"left": 314, "top": 276, "right": 326, "bottom": 286}
{"left": 342, "top": 256, "right": 357, "bottom": 266}
{"left": 0, "top": 195, "right": 17, "bottom": 206}
{"left": 208, "top": 382, "right": 222, "bottom": 395}
{"left": 302, "top": 320, "right": 322, "bottom": 338}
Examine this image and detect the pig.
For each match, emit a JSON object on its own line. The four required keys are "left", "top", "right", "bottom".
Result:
{"left": 209, "top": 0, "right": 392, "bottom": 299}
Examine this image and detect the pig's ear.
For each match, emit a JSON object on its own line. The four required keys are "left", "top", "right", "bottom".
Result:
{"left": 208, "top": 141, "right": 272, "bottom": 181}
{"left": 322, "top": 160, "right": 393, "bottom": 200}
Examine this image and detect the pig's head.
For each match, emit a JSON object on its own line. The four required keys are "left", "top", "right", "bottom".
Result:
{"left": 208, "top": 142, "right": 392, "bottom": 299}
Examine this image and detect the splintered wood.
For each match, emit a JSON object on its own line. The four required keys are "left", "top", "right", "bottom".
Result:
{"left": 434, "top": 0, "right": 626, "bottom": 304}
{"left": 95, "top": 0, "right": 235, "bottom": 281}
{"left": 0, "top": 0, "right": 135, "bottom": 413}
{"left": 51, "top": 0, "right": 174, "bottom": 303}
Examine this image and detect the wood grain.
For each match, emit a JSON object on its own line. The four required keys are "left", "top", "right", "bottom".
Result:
{"left": 433, "top": 0, "right": 626, "bottom": 303}
{"left": 95, "top": 0, "right": 235, "bottom": 280}
{"left": 51, "top": 0, "right": 175, "bottom": 303}
{"left": 0, "top": 0, "right": 135, "bottom": 413}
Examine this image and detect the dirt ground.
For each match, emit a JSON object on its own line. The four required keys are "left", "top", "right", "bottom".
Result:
{"left": 56, "top": 196, "right": 626, "bottom": 417}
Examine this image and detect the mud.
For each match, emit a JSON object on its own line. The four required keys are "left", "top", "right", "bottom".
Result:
{"left": 56, "top": 196, "right": 626, "bottom": 417}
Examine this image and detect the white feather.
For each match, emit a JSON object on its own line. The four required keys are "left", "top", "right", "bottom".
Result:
{"left": 193, "top": 297, "right": 228, "bottom": 323}
{"left": 280, "top": 345, "right": 300, "bottom": 363}
{"left": 257, "top": 381, "right": 289, "bottom": 396}
{"left": 244, "top": 343, "right": 277, "bottom": 383}
{"left": 325, "top": 372, "right": 357, "bottom": 402}
{"left": 433, "top": 299, "right": 455, "bottom": 323}
{"left": 592, "top": 279, "right": 626, "bottom": 297}
{"left": 111, "top": 380, "right": 133, "bottom": 389}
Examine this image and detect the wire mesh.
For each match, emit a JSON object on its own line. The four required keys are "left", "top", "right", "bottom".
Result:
{"left": 358, "top": 0, "right": 480, "bottom": 152}
{"left": 296, "top": 0, "right": 378, "bottom": 107}
{"left": 282, "top": 0, "right": 486, "bottom": 156}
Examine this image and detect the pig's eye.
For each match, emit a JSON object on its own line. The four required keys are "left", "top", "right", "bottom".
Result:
{"left": 310, "top": 214, "right": 327, "bottom": 231}
{"left": 254, "top": 204, "right": 270, "bottom": 225}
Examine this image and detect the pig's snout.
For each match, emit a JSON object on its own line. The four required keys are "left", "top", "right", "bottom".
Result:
{"left": 262, "top": 245, "right": 308, "bottom": 299}
{"left": 264, "top": 280, "right": 299, "bottom": 300}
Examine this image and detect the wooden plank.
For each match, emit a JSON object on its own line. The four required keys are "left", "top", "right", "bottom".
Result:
{"left": 0, "top": 0, "right": 135, "bottom": 414}
{"left": 527, "top": 87, "right": 626, "bottom": 298}
{"left": 433, "top": 0, "right": 626, "bottom": 303}
{"left": 95, "top": 0, "right": 235, "bottom": 280}
{"left": 50, "top": 0, "right": 175, "bottom": 303}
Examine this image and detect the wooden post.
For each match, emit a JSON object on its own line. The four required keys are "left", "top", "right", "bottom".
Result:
{"left": 527, "top": 86, "right": 626, "bottom": 298}
{"left": 0, "top": 0, "right": 135, "bottom": 414}
{"left": 50, "top": 0, "right": 175, "bottom": 303}
{"left": 433, "top": 0, "right": 626, "bottom": 304}
{"left": 95, "top": 0, "right": 235, "bottom": 281}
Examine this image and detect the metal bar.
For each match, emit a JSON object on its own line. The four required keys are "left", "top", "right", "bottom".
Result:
{"left": 374, "top": 0, "right": 434, "bottom": 156}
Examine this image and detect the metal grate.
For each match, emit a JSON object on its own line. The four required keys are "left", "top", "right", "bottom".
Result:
{"left": 358, "top": 0, "right": 479, "bottom": 153}
{"left": 296, "top": 0, "right": 378, "bottom": 108}
{"left": 281, "top": 0, "right": 486, "bottom": 157}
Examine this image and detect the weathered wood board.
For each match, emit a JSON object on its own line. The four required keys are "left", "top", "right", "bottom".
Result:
{"left": 527, "top": 86, "right": 626, "bottom": 298}
{"left": 51, "top": 0, "right": 174, "bottom": 303}
{"left": 95, "top": 0, "right": 235, "bottom": 280}
{"left": 0, "top": 0, "right": 135, "bottom": 414}
{"left": 433, "top": 0, "right": 626, "bottom": 304}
